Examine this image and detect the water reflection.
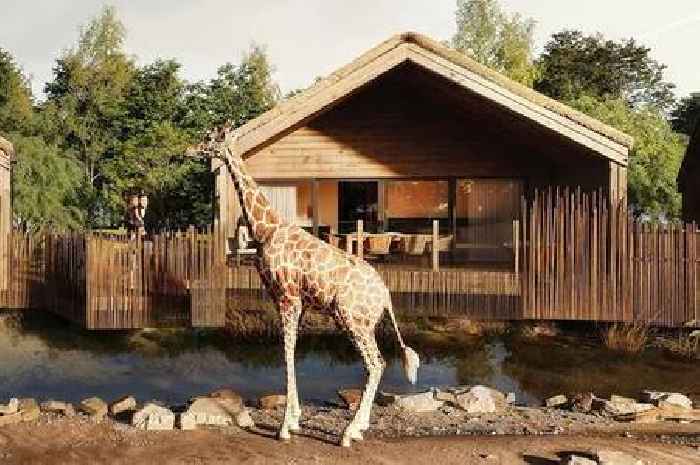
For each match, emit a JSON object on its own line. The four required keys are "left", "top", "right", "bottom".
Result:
{"left": 1, "top": 311, "right": 699, "bottom": 406}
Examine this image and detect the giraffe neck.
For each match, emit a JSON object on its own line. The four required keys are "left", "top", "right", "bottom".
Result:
{"left": 220, "top": 145, "right": 282, "bottom": 244}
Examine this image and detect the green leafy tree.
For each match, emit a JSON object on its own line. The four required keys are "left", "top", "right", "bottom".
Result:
{"left": 535, "top": 31, "right": 676, "bottom": 112}
{"left": 0, "top": 49, "right": 34, "bottom": 134}
{"left": 44, "top": 6, "right": 135, "bottom": 226}
{"left": 671, "top": 93, "right": 700, "bottom": 136}
{"left": 569, "top": 96, "right": 685, "bottom": 220}
{"left": 10, "top": 133, "right": 84, "bottom": 230}
{"left": 451, "top": 0, "right": 539, "bottom": 86}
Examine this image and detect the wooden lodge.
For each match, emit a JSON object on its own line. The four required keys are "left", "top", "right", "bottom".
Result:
{"left": 214, "top": 32, "right": 631, "bottom": 269}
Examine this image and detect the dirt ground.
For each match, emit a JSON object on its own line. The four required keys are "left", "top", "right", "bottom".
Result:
{"left": 1, "top": 418, "right": 700, "bottom": 465}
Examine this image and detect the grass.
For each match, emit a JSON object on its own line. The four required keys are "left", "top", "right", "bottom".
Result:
{"left": 599, "top": 322, "right": 650, "bottom": 355}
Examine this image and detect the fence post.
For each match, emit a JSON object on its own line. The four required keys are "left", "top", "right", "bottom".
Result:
{"left": 432, "top": 219, "right": 439, "bottom": 272}
{"left": 357, "top": 220, "right": 363, "bottom": 260}
{"left": 514, "top": 219, "right": 520, "bottom": 274}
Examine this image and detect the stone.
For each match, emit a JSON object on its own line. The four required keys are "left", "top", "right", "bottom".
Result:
{"left": 109, "top": 396, "right": 137, "bottom": 415}
{"left": 647, "top": 392, "right": 692, "bottom": 410}
{"left": 182, "top": 398, "right": 233, "bottom": 428}
{"left": 235, "top": 409, "right": 254, "bottom": 429}
{"left": 40, "top": 400, "right": 75, "bottom": 417}
{"left": 571, "top": 393, "right": 594, "bottom": 412}
{"left": 0, "top": 398, "right": 19, "bottom": 415}
{"left": 609, "top": 395, "right": 636, "bottom": 404}
{"left": 79, "top": 397, "right": 108, "bottom": 420}
{"left": 595, "top": 449, "right": 643, "bottom": 465}
{"left": 603, "top": 400, "right": 654, "bottom": 416}
{"left": 132, "top": 403, "right": 175, "bottom": 431}
{"left": 378, "top": 391, "right": 444, "bottom": 413}
{"left": 208, "top": 389, "right": 244, "bottom": 415}
{"left": 258, "top": 394, "right": 286, "bottom": 410}
{"left": 18, "top": 399, "right": 40, "bottom": 422}
{"left": 434, "top": 389, "right": 456, "bottom": 403}
{"left": 545, "top": 395, "right": 568, "bottom": 408}
{"left": 454, "top": 386, "right": 506, "bottom": 414}
{"left": 562, "top": 455, "right": 597, "bottom": 465}
{"left": 338, "top": 389, "right": 362, "bottom": 410}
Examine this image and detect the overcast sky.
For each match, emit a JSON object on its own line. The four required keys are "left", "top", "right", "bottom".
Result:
{"left": 2, "top": 0, "right": 699, "bottom": 99}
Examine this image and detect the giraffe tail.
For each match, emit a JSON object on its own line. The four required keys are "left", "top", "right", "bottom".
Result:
{"left": 386, "top": 302, "right": 420, "bottom": 385}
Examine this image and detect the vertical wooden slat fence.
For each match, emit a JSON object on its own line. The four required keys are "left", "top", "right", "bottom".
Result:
{"left": 521, "top": 189, "right": 699, "bottom": 326}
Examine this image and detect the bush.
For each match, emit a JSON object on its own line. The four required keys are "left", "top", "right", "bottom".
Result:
{"left": 600, "top": 323, "right": 649, "bottom": 354}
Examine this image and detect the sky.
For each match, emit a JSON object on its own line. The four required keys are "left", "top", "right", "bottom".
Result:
{"left": 1, "top": 0, "right": 699, "bottom": 99}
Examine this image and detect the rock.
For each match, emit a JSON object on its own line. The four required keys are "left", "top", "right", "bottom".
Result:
{"left": 609, "top": 395, "right": 636, "bottom": 404}
{"left": 109, "top": 396, "right": 137, "bottom": 415}
{"left": 545, "top": 395, "right": 568, "bottom": 408}
{"left": 562, "top": 455, "right": 597, "bottom": 465}
{"left": 0, "top": 398, "right": 18, "bottom": 415}
{"left": 208, "top": 389, "right": 244, "bottom": 415}
{"left": 79, "top": 397, "right": 108, "bottom": 420}
{"left": 434, "top": 389, "right": 456, "bottom": 404}
{"left": 378, "top": 391, "right": 444, "bottom": 413}
{"left": 595, "top": 449, "right": 643, "bottom": 465}
{"left": 641, "top": 391, "right": 693, "bottom": 410}
{"left": 454, "top": 386, "right": 506, "bottom": 414}
{"left": 258, "top": 394, "right": 286, "bottom": 410}
{"left": 132, "top": 403, "right": 175, "bottom": 431}
{"left": 40, "top": 400, "right": 75, "bottom": 417}
{"left": 18, "top": 399, "right": 40, "bottom": 422}
{"left": 571, "top": 393, "right": 595, "bottom": 412}
{"left": 604, "top": 400, "right": 654, "bottom": 416}
{"left": 338, "top": 389, "right": 362, "bottom": 410}
{"left": 181, "top": 398, "right": 233, "bottom": 429}
{"left": 235, "top": 409, "right": 255, "bottom": 429}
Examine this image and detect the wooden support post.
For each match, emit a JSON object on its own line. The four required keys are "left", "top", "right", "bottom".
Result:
{"left": 346, "top": 233, "right": 353, "bottom": 255}
{"left": 448, "top": 178, "right": 457, "bottom": 251}
{"left": 377, "top": 180, "right": 386, "bottom": 233}
{"left": 432, "top": 219, "right": 439, "bottom": 272}
{"left": 312, "top": 179, "right": 320, "bottom": 237}
{"left": 357, "top": 220, "right": 364, "bottom": 260}
{"left": 514, "top": 219, "right": 520, "bottom": 274}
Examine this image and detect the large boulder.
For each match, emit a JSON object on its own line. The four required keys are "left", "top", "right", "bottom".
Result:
{"left": 454, "top": 386, "right": 506, "bottom": 414}
{"left": 545, "top": 395, "right": 568, "bottom": 408}
{"left": 79, "top": 397, "right": 108, "bottom": 420}
{"left": 640, "top": 391, "right": 692, "bottom": 410}
{"left": 378, "top": 391, "right": 444, "bottom": 413}
{"left": 595, "top": 449, "right": 644, "bottom": 465}
{"left": 258, "top": 394, "right": 286, "bottom": 410}
{"left": 109, "top": 396, "right": 137, "bottom": 415}
{"left": 208, "top": 389, "right": 244, "bottom": 415}
{"left": 0, "top": 398, "right": 19, "bottom": 415}
{"left": 338, "top": 389, "right": 362, "bottom": 411}
{"left": 40, "top": 400, "right": 75, "bottom": 417}
{"left": 132, "top": 403, "right": 175, "bottom": 431}
{"left": 594, "top": 395, "right": 654, "bottom": 416}
{"left": 180, "top": 398, "right": 233, "bottom": 430}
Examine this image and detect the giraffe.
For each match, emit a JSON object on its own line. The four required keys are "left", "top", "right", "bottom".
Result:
{"left": 189, "top": 125, "right": 420, "bottom": 447}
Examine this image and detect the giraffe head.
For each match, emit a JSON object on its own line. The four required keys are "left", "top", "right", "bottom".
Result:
{"left": 185, "top": 123, "right": 237, "bottom": 161}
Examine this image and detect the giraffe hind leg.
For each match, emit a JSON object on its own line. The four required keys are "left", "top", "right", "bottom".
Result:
{"left": 341, "top": 327, "right": 385, "bottom": 447}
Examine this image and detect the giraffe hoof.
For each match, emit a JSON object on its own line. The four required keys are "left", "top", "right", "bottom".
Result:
{"left": 351, "top": 430, "right": 363, "bottom": 441}
{"left": 340, "top": 435, "right": 352, "bottom": 447}
{"left": 278, "top": 429, "right": 291, "bottom": 441}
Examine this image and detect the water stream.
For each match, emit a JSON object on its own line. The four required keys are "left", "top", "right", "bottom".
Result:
{"left": 1, "top": 310, "right": 698, "bottom": 406}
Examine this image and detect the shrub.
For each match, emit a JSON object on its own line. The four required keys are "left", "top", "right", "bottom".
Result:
{"left": 600, "top": 323, "right": 649, "bottom": 354}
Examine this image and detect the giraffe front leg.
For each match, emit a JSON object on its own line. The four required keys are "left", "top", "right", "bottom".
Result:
{"left": 278, "top": 299, "right": 302, "bottom": 441}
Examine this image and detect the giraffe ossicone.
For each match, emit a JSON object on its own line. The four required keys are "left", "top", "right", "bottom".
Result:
{"left": 192, "top": 125, "right": 420, "bottom": 447}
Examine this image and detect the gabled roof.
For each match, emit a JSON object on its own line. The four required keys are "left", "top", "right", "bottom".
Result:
{"left": 678, "top": 122, "right": 699, "bottom": 189}
{"left": 231, "top": 32, "right": 633, "bottom": 165}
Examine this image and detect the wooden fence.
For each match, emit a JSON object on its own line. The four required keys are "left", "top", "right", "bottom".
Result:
{"left": 1, "top": 191, "right": 698, "bottom": 328}
{"left": 521, "top": 189, "right": 699, "bottom": 326}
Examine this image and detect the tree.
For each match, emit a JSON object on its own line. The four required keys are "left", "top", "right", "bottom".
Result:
{"left": 569, "top": 96, "right": 685, "bottom": 220}
{"left": 671, "top": 93, "right": 700, "bottom": 136}
{"left": 451, "top": 0, "right": 538, "bottom": 86}
{"left": 10, "top": 133, "right": 84, "bottom": 230}
{"left": 0, "top": 48, "right": 34, "bottom": 134}
{"left": 44, "top": 6, "right": 134, "bottom": 226}
{"left": 535, "top": 31, "right": 676, "bottom": 112}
